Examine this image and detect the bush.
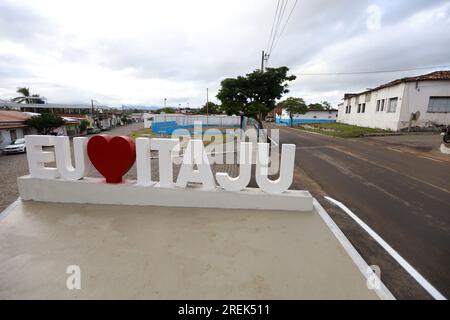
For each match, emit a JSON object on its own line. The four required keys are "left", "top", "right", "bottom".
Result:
{"left": 79, "top": 119, "right": 89, "bottom": 132}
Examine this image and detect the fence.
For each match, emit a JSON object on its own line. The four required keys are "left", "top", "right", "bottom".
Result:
{"left": 144, "top": 114, "right": 241, "bottom": 128}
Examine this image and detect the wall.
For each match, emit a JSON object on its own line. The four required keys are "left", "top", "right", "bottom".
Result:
{"left": 338, "top": 81, "right": 450, "bottom": 131}
{"left": 145, "top": 114, "right": 241, "bottom": 128}
{"left": 399, "top": 80, "right": 450, "bottom": 129}
{"left": 338, "top": 83, "right": 405, "bottom": 131}
{"left": 278, "top": 110, "right": 338, "bottom": 124}
{"left": 0, "top": 127, "right": 25, "bottom": 148}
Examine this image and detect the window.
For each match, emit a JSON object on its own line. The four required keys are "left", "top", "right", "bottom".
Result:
{"left": 376, "top": 100, "right": 380, "bottom": 112}
{"left": 348, "top": 106, "right": 351, "bottom": 113}
{"left": 357, "top": 104, "right": 361, "bottom": 113}
{"left": 387, "top": 97, "right": 397, "bottom": 113}
{"left": 381, "top": 99, "right": 385, "bottom": 111}
{"left": 427, "top": 96, "right": 450, "bottom": 113}
{"left": 362, "top": 103, "right": 366, "bottom": 113}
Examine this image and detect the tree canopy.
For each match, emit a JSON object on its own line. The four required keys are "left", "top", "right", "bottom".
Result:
{"left": 199, "top": 102, "right": 222, "bottom": 114}
{"left": 278, "top": 97, "right": 308, "bottom": 127}
{"left": 12, "top": 87, "right": 45, "bottom": 104}
{"left": 156, "top": 107, "right": 176, "bottom": 114}
{"left": 25, "top": 113, "right": 64, "bottom": 135}
{"left": 216, "top": 66, "right": 296, "bottom": 124}
{"left": 308, "top": 101, "right": 333, "bottom": 111}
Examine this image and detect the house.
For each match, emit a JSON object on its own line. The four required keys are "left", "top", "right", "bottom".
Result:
{"left": 276, "top": 109, "right": 338, "bottom": 125}
{"left": 0, "top": 100, "right": 119, "bottom": 130}
{"left": 0, "top": 111, "right": 37, "bottom": 148}
{"left": 337, "top": 71, "right": 450, "bottom": 131}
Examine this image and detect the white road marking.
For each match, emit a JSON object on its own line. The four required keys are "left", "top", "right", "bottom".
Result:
{"left": 324, "top": 196, "right": 447, "bottom": 300}
{"left": 419, "top": 156, "right": 443, "bottom": 163}
{"left": 387, "top": 147, "right": 403, "bottom": 153}
{"left": 313, "top": 199, "right": 395, "bottom": 300}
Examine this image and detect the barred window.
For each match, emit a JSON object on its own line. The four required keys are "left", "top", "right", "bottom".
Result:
{"left": 427, "top": 97, "right": 450, "bottom": 113}
{"left": 387, "top": 97, "right": 398, "bottom": 113}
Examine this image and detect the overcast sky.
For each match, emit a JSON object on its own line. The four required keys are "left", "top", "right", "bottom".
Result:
{"left": 1, "top": 0, "right": 449, "bottom": 108}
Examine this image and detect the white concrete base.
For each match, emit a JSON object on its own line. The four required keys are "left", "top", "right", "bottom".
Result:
{"left": 17, "top": 176, "right": 313, "bottom": 211}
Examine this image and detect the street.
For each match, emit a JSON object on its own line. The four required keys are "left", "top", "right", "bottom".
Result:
{"left": 1, "top": 122, "right": 449, "bottom": 299}
{"left": 269, "top": 125, "right": 450, "bottom": 299}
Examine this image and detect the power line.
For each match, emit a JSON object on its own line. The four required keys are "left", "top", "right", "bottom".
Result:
{"left": 270, "top": 0, "right": 299, "bottom": 57}
{"left": 267, "top": 0, "right": 289, "bottom": 57}
{"left": 295, "top": 65, "right": 450, "bottom": 76}
{"left": 266, "top": 0, "right": 281, "bottom": 53}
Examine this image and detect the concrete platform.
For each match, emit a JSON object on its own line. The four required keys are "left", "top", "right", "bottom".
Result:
{"left": 0, "top": 199, "right": 392, "bottom": 299}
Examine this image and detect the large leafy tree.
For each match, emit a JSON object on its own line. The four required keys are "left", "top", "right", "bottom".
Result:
{"left": 12, "top": 87, "right": 45, "bottom": 104}
{"left": 278, "top": 97, "right": 308, "bottom": 127}
{"left": 25, "top": 113, "right": 64, "bottom": 135}
{"left": 217, "top": 67, "right": 296, "bottom": 126}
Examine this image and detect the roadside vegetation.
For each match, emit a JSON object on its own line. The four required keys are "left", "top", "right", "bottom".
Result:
{"left": 128, "top": 128, "right": 155, "bottom": 140}
{"left": 296, "top": 123, "right": 390, "bottom": 138}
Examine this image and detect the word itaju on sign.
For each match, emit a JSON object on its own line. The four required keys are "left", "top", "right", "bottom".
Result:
{"left": 25, "top": 135, "right": 295, "bottom": 194}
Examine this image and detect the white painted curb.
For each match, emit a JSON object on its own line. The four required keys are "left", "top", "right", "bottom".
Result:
{"left": 325, "top": 196, "right": 446, "bottom": 300}
{"left": 313, "top": 199, "right": 395, "bottom": 300}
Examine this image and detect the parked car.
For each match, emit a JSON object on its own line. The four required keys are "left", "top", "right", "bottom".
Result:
{"left": 2, "top": 138, "right": 26, "bottom": 154}
{"left": 87, "top": 127, "right": 101, "bottom": 134}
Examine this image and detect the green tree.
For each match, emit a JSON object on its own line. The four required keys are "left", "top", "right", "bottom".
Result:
{"left": 217, "top": 66, "right": 296, "bottom": 127}
{"left": 199, "top": 102, "right": 221, "bottom": 114}
{"left": 278, "top": 97, "right": 308, "bottom": 127}
{"left": 79, "top": 119, "right": 89, "bottom": 132}
{"left": 25, "top": 113, "right": 64, "bottom": 135}
{"left": 157, "top": 107, "right": 176, "bottom": 114}
{"left": 308, "top": 101, "right": 333, "bottom": 111}
{"left": 12, "top": 87, "right": 45, "bottom": 104}
{"left": 321, "top": 101, "right": 332, "bottom": 110}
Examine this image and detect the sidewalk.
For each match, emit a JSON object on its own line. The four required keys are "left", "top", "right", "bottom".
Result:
{"left": 0, "top": 199, "right": 390, "bottom": 299}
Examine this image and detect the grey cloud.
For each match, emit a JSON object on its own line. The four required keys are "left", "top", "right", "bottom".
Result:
{"left": 0, "top": 0, "right": 449, "bottom": 107}
{"left": 0, "top": 1, "right": 54, "bottom": 43}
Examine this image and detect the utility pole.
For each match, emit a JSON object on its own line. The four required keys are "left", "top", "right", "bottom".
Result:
{"left": 206, "top": 88, "right": 209, "bottom": 116}
{"left": 164, "top": 98, "right": 167, "bottom": 108}
{"left": 261, "top": 50, "right": 265, "bottom": 72}
{"left": 261, "top": 50, "right": 269, "bottom": 72}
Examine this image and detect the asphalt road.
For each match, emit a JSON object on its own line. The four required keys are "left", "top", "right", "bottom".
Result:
{"left": 269, "top": 125, "right": 450, "bottom": 299}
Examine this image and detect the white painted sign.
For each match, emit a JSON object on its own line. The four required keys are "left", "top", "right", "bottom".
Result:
{"left": 24, "top": 135, "right": 296, "bottom": 194}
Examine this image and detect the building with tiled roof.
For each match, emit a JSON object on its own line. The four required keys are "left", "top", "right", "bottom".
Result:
{"left": 0, "top": 111, "right": 37, "bottom": 148}
{"left": 338, "top": 71, "right": 450, "bottom": 131}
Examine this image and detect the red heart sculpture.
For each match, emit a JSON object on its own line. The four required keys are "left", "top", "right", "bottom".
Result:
{"left": 87, "top": 135, "right": 136, "bottom": 184}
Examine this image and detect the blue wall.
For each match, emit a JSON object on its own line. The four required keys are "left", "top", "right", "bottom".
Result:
{"left": 151, "top": 121, "right": 239, "bottom": 135}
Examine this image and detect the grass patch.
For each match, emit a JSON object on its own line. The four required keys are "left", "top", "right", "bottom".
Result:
{"left": 296, "top": 123, "right": 390, "bottom": 138}
{"left": 128, "top": 128, "right": 155, "bottom": 140}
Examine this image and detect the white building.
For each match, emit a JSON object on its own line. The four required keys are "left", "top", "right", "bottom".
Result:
{"left": 337, "top": 71, "right": 450, "bottom": 131}
{"left": 144, "top": 113, "right": 240, "bottom": 128}
{"left": 0, "top": 111, "right": 37, "bottom": 148}
{"left": 276, "top": 109, "right": 338, "bottom": 125}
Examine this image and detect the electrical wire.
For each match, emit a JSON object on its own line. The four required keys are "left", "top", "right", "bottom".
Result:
{"left": 270, "top": 0, "right": 299, "bottom": 57}
{"left": 267, "top": 0, "right": 289, "bottom": 57}
{"left": 266, "top": 0, "right": 281, "bottom": 53}
{"left": 296, "top": 65, "right": 450, "bottom": 76}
